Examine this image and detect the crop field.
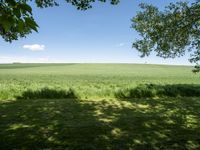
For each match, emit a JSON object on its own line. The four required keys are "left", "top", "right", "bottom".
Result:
{"left": 0, "top": 63, "right": 200, "bottom": 100}
{"left": 0, "top": 63, "right": 200, "bottom": 149}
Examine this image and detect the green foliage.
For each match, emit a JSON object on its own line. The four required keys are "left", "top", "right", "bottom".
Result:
{"left": 132, "top": 0, "right": 200, "bottom": 72}
{"left": 66, "top": 0, "right": 120, "bottom": 10}
{"left": 17, "top": 88, "right": 77, "bottom": 99}
{"left": 0, "top": 0, "right": 119, "bottom": 42}
{"left": 0, "top": 0, "right": 38, "bottom": 42}
{"left": 115, "top": 84, "right": 200, "bottom": 99}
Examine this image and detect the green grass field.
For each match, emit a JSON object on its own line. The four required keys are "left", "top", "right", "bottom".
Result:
{"left": 0, "top": 63, "right": 199, "bottom": 100}
{"left": 0, "top": 63, "right": 200, "bottom": 149}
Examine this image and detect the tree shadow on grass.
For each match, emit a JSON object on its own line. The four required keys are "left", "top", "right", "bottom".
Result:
{"left": 0, "top": 89, "right": 200, "bottom": 149}
{"left": 102, "top": 97, "right": 200, "bottom": 149}
{"left": 0, "top": 98, "right": 110, "bottom": 149}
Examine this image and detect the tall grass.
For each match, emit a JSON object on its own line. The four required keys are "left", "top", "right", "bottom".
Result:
{"left": 10, "top": 84, "right": 200, "bottom": 100}
{"left": 17, "top": 88, "right": 78, "bottom": 99}
{"left": 115, "top": 84, "right": 200, "bottom": 99}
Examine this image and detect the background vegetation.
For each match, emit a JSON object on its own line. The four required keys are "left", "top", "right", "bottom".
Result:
{"left": 0, "top": 63, "right": 199, "bottom": 100}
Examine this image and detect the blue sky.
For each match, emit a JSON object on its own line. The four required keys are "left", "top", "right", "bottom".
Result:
{"left": 0, "top": 0, "right": 192, "bottom": 65}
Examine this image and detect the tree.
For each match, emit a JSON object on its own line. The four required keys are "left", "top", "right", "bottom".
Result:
{"left": 0, "top": 0, "right": 119, "bottom": 42}
{"left": 132, "top": 1, "right": 200, "bottom": 72}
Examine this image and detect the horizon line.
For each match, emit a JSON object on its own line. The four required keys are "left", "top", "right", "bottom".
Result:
{"left": 0, "top": 62, "right": 193, "bottom": 67}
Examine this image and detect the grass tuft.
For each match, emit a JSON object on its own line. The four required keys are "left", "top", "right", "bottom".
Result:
{"left": 17, "top": 88, "right": 78, "bottom": 99}
{"left": 115, "top": 84, "right": 200, "bottom": 99}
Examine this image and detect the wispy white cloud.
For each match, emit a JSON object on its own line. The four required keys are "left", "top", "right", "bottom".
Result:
{"left": 23, "top": 44, "right": 45, "bottom": 51}
{"left": 116, "top": 42, "right": 126, "bottom": 47}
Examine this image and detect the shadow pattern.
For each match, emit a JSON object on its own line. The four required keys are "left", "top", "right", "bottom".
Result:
{"left": 0, "top": 89, "right": 200, "bottom": 149}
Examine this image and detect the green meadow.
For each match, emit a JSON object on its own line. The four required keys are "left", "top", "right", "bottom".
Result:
{"left": 0, "top": 63, "right": 199, "bottom": 100}
{"left": 0, "top": 63, "right": 200, "bottom": 149}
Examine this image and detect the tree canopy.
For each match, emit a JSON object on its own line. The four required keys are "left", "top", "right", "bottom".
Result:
{"left": 132, "top": 1, "right": 200, "bottom": 72}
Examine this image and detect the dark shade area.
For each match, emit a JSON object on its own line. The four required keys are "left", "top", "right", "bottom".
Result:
{"left": 115, "top": 84, "right": 200, "bottom": 99}
{"left": 0, "top": 88, "right": 200, "bottom": 149}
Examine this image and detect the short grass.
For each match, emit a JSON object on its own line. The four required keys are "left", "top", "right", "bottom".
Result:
{"left": 0, "top": 63, "right": 200, "bottom": 149}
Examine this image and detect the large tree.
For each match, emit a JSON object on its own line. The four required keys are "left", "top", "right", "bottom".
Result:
{"left": 132, "top": 1, "right": 200, "bottom": 72}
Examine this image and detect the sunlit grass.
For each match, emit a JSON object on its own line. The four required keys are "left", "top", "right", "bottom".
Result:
{"left": 0, "top": 63, "right": 199, "bottom": 100}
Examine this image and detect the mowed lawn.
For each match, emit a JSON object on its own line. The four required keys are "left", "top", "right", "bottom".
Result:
{"left": 0, "top": 64, "right": 200, "bottom": 149}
